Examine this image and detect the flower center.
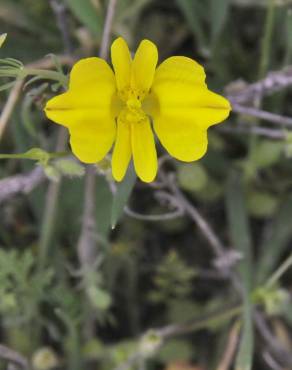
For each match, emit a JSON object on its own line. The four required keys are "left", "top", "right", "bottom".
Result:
{"left": 118, "top": 95, "right": 147, "bottom": 125}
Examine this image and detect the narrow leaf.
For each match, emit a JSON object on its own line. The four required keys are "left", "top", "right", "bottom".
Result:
{"left": 66, "top": 0, "right": 103, "bottom": 37}
{"left": 226, "top": 171, "right": 254, "bottom": 370}
{"left": 0, "top": 33, "right": 7, "bottom": 48}
{"left": 210, "top": 0, "right": 230, "bottom": 44}
{"left": 175, "top": 0, "right": 208, "bottom": 50}
{"left": 256, "top": 193, "right": 292, "bottom": 285}
{"left": 111, "top": 163, "right": 137, "bottom": 229}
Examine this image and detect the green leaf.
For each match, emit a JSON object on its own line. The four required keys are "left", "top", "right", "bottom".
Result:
{"left": 157, "top": 339, "right": 193, "bottom": 363}
{"left": 55, "top": 159, "right": 85, "bottom": 177}
{"left": 247, "top": 190, "right": 278, "bottom": 218}
{"left": 235, "top": 292, "right": 254, "bottom": 370}
{"left": 0, "top": 81, "right": 16, "bottom": 91}
{"left": 210, "top": 0, "right": 230, "bottom": 44}
{"left": 226, "top": 171, "right": 254, "bottom": 370}
{"left": 0, "top": 148, "right": 49, "bottom": 162}
{"left": 177, "top": 163, "right": 208, "bottom": 193}
{"left": 252, "top": 140, "right": 283, "bottom": 169}
{"left": 226, "top": 171, "right": 253, "bottom": 289}
{"left": 65, "top": 0, "right": 103, "bottom": 37}
{"left": 95, "top": 175, "right": 114, "bottom": 238}
{"left": 175, "top": 0, "right": 208, "bottom": 50}
{"left": 111, "top": 163, "right": 136, "bottom": 229}
{"left": 256, "top": 193, "right": 292, "bottom": 285}
{"left": 87, "top": 286, "right": 111, "bottom": 310}
{"left": 0, "top": 148, "right": 67, "bottom": 164}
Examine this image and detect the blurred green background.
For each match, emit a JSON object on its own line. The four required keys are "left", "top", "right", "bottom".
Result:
{"left": 0, "top": 0, "right": 292, "bottom": 369}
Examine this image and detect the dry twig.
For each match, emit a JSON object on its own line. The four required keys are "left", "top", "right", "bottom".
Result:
{"left": 0, "top": 344, "right": 28, "bottom": 369}
{"left": 0, "top": 166, "right": 45, "bottom": 204}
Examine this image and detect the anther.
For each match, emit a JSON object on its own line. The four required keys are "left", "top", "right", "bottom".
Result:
{"left": 126, "top": 98, "right": 141, "bottom": 110}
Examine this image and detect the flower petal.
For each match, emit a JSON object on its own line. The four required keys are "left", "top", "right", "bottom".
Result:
{"left": 151, "top": 76, "right": 230, "bottom": 161}
{"left": 112, "top": 119, "right": 132, "bottom": 181}
{"left": 111, "top": 37, "right": 132, "bottom": 92}
{"left": 154, "top": 56, "right": 206, "bottom": 87}
{"left": 154, "top": 116, "right": 208, "bottom": 162}
{"left": 44, "top": 57, "right": 117, "bottom": 163}
{"left": 132, "top": 39, "right": 158, "bottom": 96}
{"left": 151, "top": 84, "right": 231, "bottom": 128}
{"left": 45, "top": 57, "right": 116, "bottom": 127}
{"left": 151, "top": 56, "right": 231, "bottom": 129}
{"left": 131, "top": 118, "right": 157, "bottom": 182}
{"left": 69, "top": 118, "right": 116, "bottom": 163}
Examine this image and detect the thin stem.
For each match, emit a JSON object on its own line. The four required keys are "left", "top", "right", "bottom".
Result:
{"left": 259, "top": 0, "right": 276, "bottom": 78}
{"left": 232, "top": 104, "right": 292, "bottom": 127}
{"left": 0, "top": 344, "right": 28, "bottom": 369}
{"left": 25, "top": 68, "right": 68, "bottom": 88}
{"left": 49, "top": 0, "right": 74, "bottom": 55}
{"left": 99, "top": 0, "right": 118, "bottom": 59}
{"left": 157, "top": 304, "right": 242, "bottom": 339}
{"left": 219, "top": 124, "right": 286, "bottom": 140}
{"left": 38, "top": 129, "right": 67, "bottom": 269}
{"left": 114, "top": 303, "right": 243, "bottom": 370}
{"left": 168, "top": 178, "right": 226, "bottom": 257}
{"left": 265, "top": 252, "right": 292, "bottom": 288}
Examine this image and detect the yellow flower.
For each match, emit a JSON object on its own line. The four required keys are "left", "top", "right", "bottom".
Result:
{"left": 45, "top": 38, "right": 231, "bottom": 182}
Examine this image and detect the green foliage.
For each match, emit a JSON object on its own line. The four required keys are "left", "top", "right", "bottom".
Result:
{"left": 65, "top": 0, "right": 103, "bottom": 37}
{"left": 226, "top": 173, "right": 254, "bottom": 370}
{"left": 148, "top": 250, "right": 197, "bottom": 304}
{"left": 156, "top": 339, "right": 194, "bottom": 363}
{"left": 1, "top": 1, "right": 292, "bottom": 370}
{"left": 177, "top": 163, "right": 208, "bottom": 193}
{"left": 0, "top": 249, "right": 53, "bottom": 325}
{"left": 111, "top": 163, "right": 136, "bottom": 228}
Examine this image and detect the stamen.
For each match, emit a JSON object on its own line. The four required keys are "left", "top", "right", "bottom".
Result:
{"left": 127, "top": 98, "right": 141, "bottom": 110}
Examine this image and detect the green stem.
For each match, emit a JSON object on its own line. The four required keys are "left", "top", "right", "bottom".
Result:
{"left": 266, "top": 252, "right": 292, "bottom": 288}
{"left": 24, "top": 68, "right": 68, "bottom": 88}
{"left": 38, "top": 130, "right": 67, "bottom": 270}
{"left": 55, "top": 309, "right": 81, "bottom": 370}
{"left": 0, "top": 151, "right": 68, "bottom": 160}
{"left": 259, "top": 0, "right": 276, "bottom": 78}
{"left": 159, "top": 303, "right": 243, "bottom": 339}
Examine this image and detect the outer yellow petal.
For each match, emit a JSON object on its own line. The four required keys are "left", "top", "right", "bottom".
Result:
{"left": 111, "top": 37, "right": 132, "bottom": 92}
{"left": 44, "top": 57, "right": 116, "bottom": 163}
{"left": 69, "top": 118, "right": 116, "bottom": 163}
{"left": 112, "top": 119, "right": 132, "bottom": 181}
{"left": 132, "top": 39, "right": 158, "bottom": 97}
{"left": 131, "top": 118, "right": 157, "bottom": 182}
{"left": 151, "top": 57, "right": 230, "bottom": 162}
{"left": 45, "top": 57, "right": 116, "bottom": 126}
{"left": 153, "top": 116, "right": 208, "bottom": 162}
{"left": 151, "top": 55, "right": 230, "bottom": 128}
{"left": 154, "top": 56, "right": 206, "bottom": 87}
{"left": 151, "top": 84, "right": 231, "bottom": 128}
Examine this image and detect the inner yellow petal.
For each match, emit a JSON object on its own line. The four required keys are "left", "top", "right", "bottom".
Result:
{"left": 111, "top": 37, "right": 132, "bottom": 97}
{"left": 131, "top": 118, "right": 157, "bottom": 183}
{"left": 131, "top": 39, "right": 158, "bottom": 99}
{"left": 112, "top": 118, "right": 132, "bottom": 182}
